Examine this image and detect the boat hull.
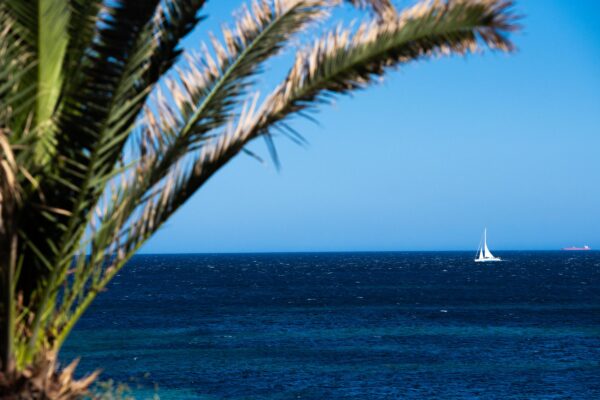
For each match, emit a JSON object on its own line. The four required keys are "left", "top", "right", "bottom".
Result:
{"left": 474, "top": 257, "right": 502, "bottom": 262}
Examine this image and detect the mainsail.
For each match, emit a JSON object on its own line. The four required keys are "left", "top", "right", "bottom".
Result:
{"left": 475, "top": 228, "right": 501, "bottom": 262}
{"left": 483, "top": 229, "right": 495, "bottom": 258}
{"left": 483, "top": 242, "right": 495, "bottom": 258}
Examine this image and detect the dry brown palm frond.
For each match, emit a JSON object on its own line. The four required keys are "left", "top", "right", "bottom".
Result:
{"left": 0, "top": 8, "right": 35, "bottom": 136}
{"left": 0, "top": 130, "right": 20, "bottom": 207}
{"left": 0, "top": 353, "right": 99, "bottom": 399}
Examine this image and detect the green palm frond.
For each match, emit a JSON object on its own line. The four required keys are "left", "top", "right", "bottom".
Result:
{"left": 17, "top": 0, "right": 163, "bottom": 301}
{"left": 64, "top": 0, "right": 104, "bottom": 74}
{"left": 43, "top": 0, "right": 206, "bottom": 241}
{"left": 0, "top": 0, "right": 69, "bottom": 156}
{"left": 36, "top": 0, "right": 69, "bottom": 127}
{"left": 13, "top": 0, "right": 168, "bottom": 363}
{"left": 53, "top": 0, "right": 161, "bottom": 177}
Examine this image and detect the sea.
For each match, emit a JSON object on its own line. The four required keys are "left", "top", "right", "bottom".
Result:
{"left": 60, "top": 252, "right": 600, "bottom": 399}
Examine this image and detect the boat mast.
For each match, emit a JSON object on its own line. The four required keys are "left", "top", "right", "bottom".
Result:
{"left": 484, "top": 228, "right": 487, "bottom": 249}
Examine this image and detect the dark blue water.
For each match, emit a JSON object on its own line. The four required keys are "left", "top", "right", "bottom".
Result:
{"left": 61, "top": 252, "right": 600, "bottom": 399}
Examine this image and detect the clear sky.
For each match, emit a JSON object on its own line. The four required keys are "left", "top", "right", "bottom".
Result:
{"left": 143, "top": 0, "right": 600, "bottom": 253}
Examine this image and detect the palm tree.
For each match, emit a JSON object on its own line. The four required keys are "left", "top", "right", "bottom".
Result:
{"left": 0, "top": 0, "right": 517, "bottom": 396}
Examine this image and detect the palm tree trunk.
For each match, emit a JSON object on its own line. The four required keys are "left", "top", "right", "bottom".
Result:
{"left": 0, "top": 200, "right": 16, "bottom": 374}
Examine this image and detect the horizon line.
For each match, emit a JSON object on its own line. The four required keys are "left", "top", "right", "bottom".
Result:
{"left": 136, "top": 249, "right": 595, "bottom": 255}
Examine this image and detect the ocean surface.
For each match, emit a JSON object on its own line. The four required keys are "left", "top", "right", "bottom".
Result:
{"left": 61, "top": 252, "right": 600, "bottom": 399}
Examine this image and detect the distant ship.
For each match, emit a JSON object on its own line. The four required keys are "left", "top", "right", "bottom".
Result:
{"left": 475, "top": 228, "right": 502, "bottom": 262}
{"left": 562, "top": 245, "right": 591, "bottom": 251}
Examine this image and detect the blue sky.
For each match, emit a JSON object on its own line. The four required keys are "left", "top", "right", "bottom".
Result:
{"left": 144, "top": 0, "right": 600, "bottom": 253}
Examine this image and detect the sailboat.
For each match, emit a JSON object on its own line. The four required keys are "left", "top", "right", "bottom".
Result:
{"left": 475, "top": 228, "right": 501, "bottom": 262}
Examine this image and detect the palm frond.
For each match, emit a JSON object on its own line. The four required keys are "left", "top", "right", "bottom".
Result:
{"left": 0, "top": 1, "right": 70, "bottom": 160}
{"left": 240, "top": 0, "right": 517, "bottom": 144}
{"left": 15, "top": 0, "right": 163, "bottom": 349}
{"left": 86, "top": 0, "right": 207, "bottom": 184}
{"left": 346, "top": 0, "right": 396, "bottom": 18}
{"left": 79, "top": 0, "right": 517, "bottom": 302}
{"left": 146, "top": 0, "right": 207, "bottom": 82}
{"left": 66, "top": 0, "right": 328, "bottom": 265}
{"left": 0, "top": 9, "right": 39, "bottom": 191}
{"left": 0, "top": 11, "right": 32, "bottom": 125}
{"left": 64, "top": 0, "right": 103, "bottom": 75}
{"left": 50, "top": 0, "right": 332, "bottom": 348}
{"left": 113, "top": 0, "right": 518, "bottom": 278}
{"left": 137, "top": 0, "right": 328, "bottom": 183}
{"left": 0, "top": 4, "right": 37, "bottom": 139}
{"left": 46, "top": 0, "right": 205, "bottom": 232}
{"left": 18, "top": 1, "right": 208, "bottom": 323}
{"left": 132, "top": 0, "right": 518, "bottom": 234}
{"left": 0, "top": 1, "right": 37, "bottom": 48}
{"left": 36, "top": 0, "right": 70, "bottom": 127}
{"left": 53, "top": 0, "right": 161, "bottom": 177}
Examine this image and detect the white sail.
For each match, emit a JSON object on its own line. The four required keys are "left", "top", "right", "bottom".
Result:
{"left": 483, "top": 242, "right": 494, "bottom": 259}
{"left": 475, "top": 228, "right": 501, "bottom": 262}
